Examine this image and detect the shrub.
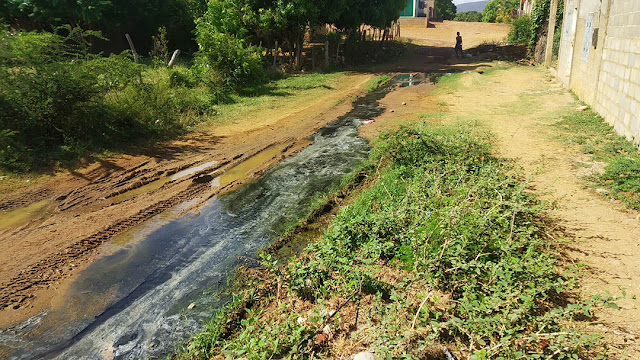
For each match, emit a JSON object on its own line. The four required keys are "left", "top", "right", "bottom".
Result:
{"left": 194, "top": 0, "right": 264, "bottom": 90}
{"left": 0, "top": 27, "right": 214, "bottom": 171}
{"left": 194, "top": 31, "right": 264, "bottom": 90}
{"left": 508, "top": 15, "right": 533, "bottom": 45}
{"left": 454, "top": 11, "right": 483, "bottom": 22}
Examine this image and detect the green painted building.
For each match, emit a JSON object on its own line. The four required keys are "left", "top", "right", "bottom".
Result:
{"left": 400, "top": 0, "right": 435, "bottom": 18}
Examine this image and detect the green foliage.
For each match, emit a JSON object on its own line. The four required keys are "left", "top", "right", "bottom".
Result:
{"left": 0, "top": 27, "right": 215, "bottom": 171}
{"left": 454, "top": 11, "right": 483, "bottom": 22}
{"left": 508, "top": 15, "right": 533, "bottom": 45}
{"left": 1, "top": 0, "right": 203, "bottom": 54}
{"left": 530, "top": 0, "right": 564, "bottom": 54}
{"left": 435, "top": 0, "right": 457, "bottom": 20}
{"left": 365, "top": 75, "right": 390, "bottom": 92}
{"left": 482, "top": 0, "right": 519, "bottom": 23}
{"left": 194, "top": 31, "right": 264, "bottom": 90}
{"left": 180, "top": 123, "right": 607, "bottom": 359}
{"left": 150, "top": 26, "right": 169, "bottom": 66}
{"left": 555, "top": 107, "right": 640, "bottom": 210}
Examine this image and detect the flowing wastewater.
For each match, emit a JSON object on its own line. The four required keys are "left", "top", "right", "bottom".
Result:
{"left": 0, "top": 75, "right": 422, "bottom": 359}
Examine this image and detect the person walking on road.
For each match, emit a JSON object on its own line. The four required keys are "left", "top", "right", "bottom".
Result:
{"left": 455, "top": 32, "right": 463, "bottom": 58}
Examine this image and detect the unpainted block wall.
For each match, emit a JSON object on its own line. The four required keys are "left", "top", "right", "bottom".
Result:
{"left": 594, "top": 0, "right": 640, "bottom": 141}
{"left": 558, "top": 0, "right": 640, "bottom": 143}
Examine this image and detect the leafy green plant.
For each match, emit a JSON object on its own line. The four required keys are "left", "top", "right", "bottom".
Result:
{"left": 508, "top": 15, "right": 533, "bottom": 45}
{"left": 454, "top": 11, "right": 483, "bottom": 22}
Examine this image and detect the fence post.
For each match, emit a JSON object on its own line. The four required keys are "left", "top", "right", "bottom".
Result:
{"left": 273, "top": 40, "right": 278, "bottom": 67}
{"left": 168, "top": 49, "right": 181, "bottom": 67}
{"left": 325, "top": 40, "right": 330, "bottom": 66}
{"left": 125, "top": 33, "right": 138, "bottom": 63}
{"left": 544, "top": 0, "right": 559, "bottom": 66}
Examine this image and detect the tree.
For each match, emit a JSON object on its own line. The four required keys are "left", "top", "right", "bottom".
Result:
{"left": 454, "top": 11, "right": 483, "bottom": 22}
{"left": 435, "top": 0, "right": 457, "bottom": 21}
{"left": 482, "top": 0, "right": 519, "bottom": 23}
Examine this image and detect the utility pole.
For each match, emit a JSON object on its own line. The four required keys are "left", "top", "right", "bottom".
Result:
{"left": 545, "top": 0, "right": 559, "bottom": 66}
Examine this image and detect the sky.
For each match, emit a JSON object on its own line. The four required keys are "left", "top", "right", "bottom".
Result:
{"left": 453, "top": 0, "right": 485, "bottom": 4}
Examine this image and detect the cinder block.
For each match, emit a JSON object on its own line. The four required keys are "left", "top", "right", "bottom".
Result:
{"left": 631, "top": 116, "right": 640, "bottom": 134}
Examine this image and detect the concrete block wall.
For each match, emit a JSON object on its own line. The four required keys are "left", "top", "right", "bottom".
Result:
{"left": 558, "top": 0, "right": 640, "bottom": 143}
{"left": 594, "top": 0, "right": 640, "bottom": 141}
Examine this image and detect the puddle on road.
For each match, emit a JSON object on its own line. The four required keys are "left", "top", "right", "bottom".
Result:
{"left": 396, "top": 73, "right": 423, "bottom": 87}
{"left": 108, "top": 178, "right": 172, "bottom": 205}
{"left": 212, "top": 144, "right": 287, "bottom": 188}
{"left": 171, "top": 161, "right": 218, "bottom": 181}
{"left": 0, "top": 74, "right": 406, "bottom": 360}
{"left": 0, "top": 200, "right": 52, "bottom": 230}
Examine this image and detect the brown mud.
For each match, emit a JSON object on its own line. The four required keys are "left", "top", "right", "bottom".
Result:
{"left": 0, "top": 73, "right": 376, "bottom": 328}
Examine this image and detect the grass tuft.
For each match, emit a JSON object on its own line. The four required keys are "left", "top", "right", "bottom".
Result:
{"left": 555, "top": 107, "right": 640, "bottom": 210}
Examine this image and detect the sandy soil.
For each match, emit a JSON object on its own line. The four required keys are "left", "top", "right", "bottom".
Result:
{"left": 438, "top": 67, "right": 640, "bottom": 358}
{"left": 0, "top": 72, "right": 375, "bottom": 328}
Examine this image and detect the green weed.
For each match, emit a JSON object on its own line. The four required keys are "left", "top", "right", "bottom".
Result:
{"left": 365, "top": 75, "right": 390, "bottom": 92}
{"left": 555, "top": 107, "right": 640, "bottom": 210}
{"left": 417, "top": 112, "right": 445, "bottom": 119}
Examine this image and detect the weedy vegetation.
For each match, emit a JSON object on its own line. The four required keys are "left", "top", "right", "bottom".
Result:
{"left": 365, "top": 76, "right": 391, "bottom": 92}
{"left": 177, "top": 123, "right": 607, "bottom": 360}
{"left": 555, "top": 107, "right": 640, "bottom": 211}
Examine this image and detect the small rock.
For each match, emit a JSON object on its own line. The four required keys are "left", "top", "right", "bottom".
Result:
{"left": 465, "top": 53, "right": 472, "bottom": 58}
{"left": 353, "top": 351, "right": 376, "bottom": 360}
{"left": 322, "top": 324, "right": 332, "bottom": 334}
{"left": 402, "top": 102, "right": 407, "bottom": 106}
{"left": 390, "top": 109, "right": 395, "bottom": 113}
{"left": 315, "top": 332, "right": 328, "bottom": 345}
{"left": 577, "top": 105, "right": 588, "bottom": 111}
{"left": 595, "top": 188, "right": 609, "bottom": 195}
{"left": 187, "top": 303, "right": 195, "bottom": 310}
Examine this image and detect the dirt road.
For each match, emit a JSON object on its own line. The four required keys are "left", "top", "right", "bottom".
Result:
{"left": 0, "top": 72, "right": 376, "bottom": 328}
{"left": 16, "top": 22, "right": 631, "bottom": 359}
{"left": 441, "top": 67, "right": 640, "bottom": 357}
{"left": 363, "top": 21, "right": 640, "bottom": 355}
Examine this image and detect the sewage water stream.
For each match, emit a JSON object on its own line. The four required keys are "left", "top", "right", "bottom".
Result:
{"left": 0, "top": 78, "right": 402, "bottom": 360}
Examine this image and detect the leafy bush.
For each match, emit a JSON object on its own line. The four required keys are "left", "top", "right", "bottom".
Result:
{"left": 508, "top": 15, "right": 533, "bottom": 45}
{"left": 454, "top": 11, "right": 483, "bottom": 22}
{"left": 482, "top": 0, "right": 519, "bottom": 23}
{"left": 0, "top": 28, "right": 214, "bottom": 171}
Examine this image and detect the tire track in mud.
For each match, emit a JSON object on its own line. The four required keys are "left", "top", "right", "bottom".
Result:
{"left": 0, "top": 143, "right": 293, "bottom": 311}
{"left": 0, "top": 189, "right": 53, "bottom": 212}
{"left": 0, "top": 180, "right": 211, "bottom": 311}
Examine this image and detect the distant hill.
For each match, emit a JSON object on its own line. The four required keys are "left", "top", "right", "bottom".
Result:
{"left": 456, "top": 0, "right": 490, "bottom": 13}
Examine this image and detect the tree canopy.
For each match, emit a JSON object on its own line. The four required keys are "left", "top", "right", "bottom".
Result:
{"left": 435, "top": 0, "right": 457, "bottom": 20}
{"left": 454, "top": 11, "right": 483, "bottom": 22}
{"left": 482, "top": 0, "right": 519, "bottom": 23}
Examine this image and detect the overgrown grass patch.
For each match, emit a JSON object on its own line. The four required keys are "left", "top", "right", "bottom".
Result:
{"left": 177, "top": 123, "right": 606, "bottom": 360}
{"left": 555, "top": 107, "right": 640, "bottom": 210}
{"left": 365, "top": 75, "right": 391, "bottom": 92}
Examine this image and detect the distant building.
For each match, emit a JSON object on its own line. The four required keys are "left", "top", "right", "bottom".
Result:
{"left": 401, "top": 0, "right": 437, "bottom": 19}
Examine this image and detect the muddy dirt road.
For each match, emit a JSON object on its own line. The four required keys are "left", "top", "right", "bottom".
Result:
{"left": 0, "top": 73, "right": 376, "bottom": 328}
{"left": 0, "top": 19, "right": 518, "bottom": 358}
